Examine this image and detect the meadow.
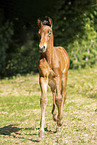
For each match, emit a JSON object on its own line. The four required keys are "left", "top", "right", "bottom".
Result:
{"left": 0, "top": 65, "right": 97, "bottom": 145}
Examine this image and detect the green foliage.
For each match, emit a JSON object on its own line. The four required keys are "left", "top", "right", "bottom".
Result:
{"left": 68, "top": 12, "right": 97, "bottom": 69}
{"left": 0, "top": 20, "right": 39, "bottom": 77}
{"left": 6, "top": 41, "right": 39, "bottom": 76}
{"left": 0, "top": 21, "right": 14, "bottom": 76}
{"left": 0, "top": 0, "right": 97, "bottom": 77}
{"left": 53, "top": 0, "right": 95, "bottom": 47}
{"left": 52, "top": 0, "right": 97, "bottom": 69}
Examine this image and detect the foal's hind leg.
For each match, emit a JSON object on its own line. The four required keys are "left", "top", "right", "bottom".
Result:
{"left": 62, "top": 71, "right": 68, "bottom": 105}
{"left": 49, "top": 80, "right": 57, "bottom": 122}
{"left": 52, "top": 89, "right": 57, "bottom": 122}
{"left": 55, "top": 75, "right": 63, "bottom": 131}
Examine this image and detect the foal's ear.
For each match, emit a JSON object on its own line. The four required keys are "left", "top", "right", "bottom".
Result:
{"left": 37, "top": 19, "right": 43, "bottom": 27}
{"left": 48, "top": 17, "right": 52, "bottom": 28}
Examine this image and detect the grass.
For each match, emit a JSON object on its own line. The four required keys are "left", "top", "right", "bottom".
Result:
{"left": 0, "top": 66, "right": 97, "bottom": 144}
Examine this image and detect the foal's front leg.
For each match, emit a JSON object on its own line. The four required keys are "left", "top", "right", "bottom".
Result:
{"left": 39, "top": 76, "right": 48, "bottom": 137}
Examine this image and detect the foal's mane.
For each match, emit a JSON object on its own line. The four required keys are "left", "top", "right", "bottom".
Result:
{"left": 42, "top": 17, "right": 52, "bottom": 27}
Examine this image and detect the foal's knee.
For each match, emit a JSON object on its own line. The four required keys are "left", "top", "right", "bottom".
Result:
{"left": 40, "top": 98, "right": 47, "bottom": 106}
{"left": 63, "top": 91, "right": 66, "bottom": 103}
{"left": 55, "top": 97, "right": 62, "bottom": 107}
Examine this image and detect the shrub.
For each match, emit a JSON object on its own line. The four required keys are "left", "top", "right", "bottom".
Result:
{"left": 6, "top": 40, "right": 39, "bottom": 76}
{"left": 68, "top": 13, "right": 97, "bottom": 69}
{"left": 0, "top": 21, "right": 14, "bottom": 77}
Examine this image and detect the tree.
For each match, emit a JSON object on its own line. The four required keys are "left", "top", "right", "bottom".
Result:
{"left": 0, "top": 0, "right": 97, "bottom": 76}
{"left": 53, "top": 0, "right": 96, "bottom": 47}
{"left": 0, "top": 21, "right": 14, "bottom": 76}
{"left": 68, "top": 12, "right": 97, "bottom": 69}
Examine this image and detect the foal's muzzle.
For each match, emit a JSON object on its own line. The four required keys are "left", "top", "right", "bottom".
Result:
{"left": 39, "top": 45, "right": 47, "bottom": 53}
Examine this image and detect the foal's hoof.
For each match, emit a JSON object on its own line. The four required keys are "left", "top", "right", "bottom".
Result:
{"left": 39, "top": 130, "right": 45, "bottom": 137}
{"left": 56, "top": 126, "right": 62, "bottom": 132}
{"left": 53, "top": 114, "right": 57, "bottom": 122}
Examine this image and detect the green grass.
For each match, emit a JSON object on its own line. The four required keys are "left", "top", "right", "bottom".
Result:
{"left": 0, "top": 66, "right": 97, "bottom": 144}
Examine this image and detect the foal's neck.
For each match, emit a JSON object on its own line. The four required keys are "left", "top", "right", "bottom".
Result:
{"left": 45, "top": 34, "right": 54, "bottom": 67}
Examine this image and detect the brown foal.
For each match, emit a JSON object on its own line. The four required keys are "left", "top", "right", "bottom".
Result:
{"left": 37, "top": 17, "right": 70, "bottom": 136}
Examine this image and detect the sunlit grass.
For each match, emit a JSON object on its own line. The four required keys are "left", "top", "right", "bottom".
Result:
{"left": 0, "top": 66, "right": 97, "bottom": 144}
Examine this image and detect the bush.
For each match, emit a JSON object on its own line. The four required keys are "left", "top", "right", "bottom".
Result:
{"left": 68, "top": 13, "right": 97, "bottom": 69}
{"left": 0, "top": 21, "right": 14, "bottom": 77}
{"left": 6, "top": 40, "right": 39, "bottom": 76}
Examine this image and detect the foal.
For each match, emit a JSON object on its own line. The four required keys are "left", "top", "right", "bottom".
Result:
{"left": 37, "top": 18, "right": 70, "bottom": 136}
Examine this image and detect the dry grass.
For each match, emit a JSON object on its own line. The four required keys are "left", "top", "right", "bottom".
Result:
{"left": 0, "top": 66, "right": 97, "bottom": 144}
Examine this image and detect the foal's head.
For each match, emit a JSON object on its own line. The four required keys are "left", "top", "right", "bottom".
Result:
{"left": 37, "top": 17, "right": 53, "bottom": 53}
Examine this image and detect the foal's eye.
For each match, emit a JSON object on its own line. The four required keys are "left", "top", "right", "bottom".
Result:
{"left": 48, "top": 30, "right": 51, "bottom": 36}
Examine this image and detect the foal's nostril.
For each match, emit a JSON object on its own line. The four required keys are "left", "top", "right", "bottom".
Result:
{"left": 43, "top": 46, "right": 45, "bottom": 49}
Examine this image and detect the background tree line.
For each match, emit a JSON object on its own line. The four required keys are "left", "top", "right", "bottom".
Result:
{"left": 0, "top": 0, "right": 97, "bottom": 77}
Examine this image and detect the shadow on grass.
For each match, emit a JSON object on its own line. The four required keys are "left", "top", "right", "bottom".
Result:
{"left": 0, "top": 124, "right": 56, "bottom": 142}
{"left": 0, "top": 124, "right": 40, "bottom": 143}
{"left": 44, "top": 127, "right": 56, "bottom": 134}
{"left": 0, "top": 124, "right": 21, "bottom": 135}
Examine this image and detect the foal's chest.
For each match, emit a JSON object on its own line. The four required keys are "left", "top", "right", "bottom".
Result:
{"left": 39, "top": 58, "right": 56, "bottom": 78}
